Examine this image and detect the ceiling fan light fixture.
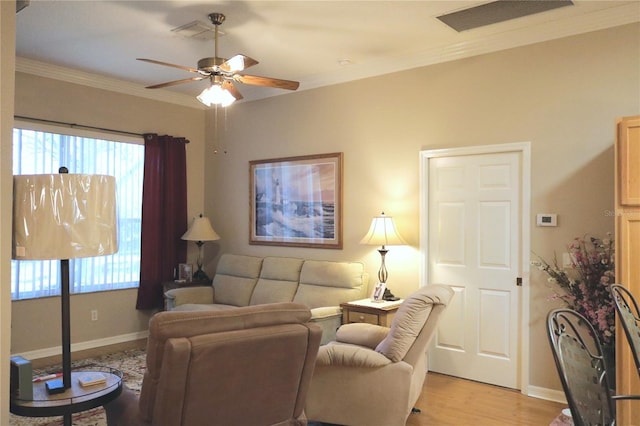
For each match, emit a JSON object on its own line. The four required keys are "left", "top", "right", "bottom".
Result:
{"left": 197, "top": 83, "right": 236, "bottom": 107}
{"left": 139, "top": 12, "right": 299, "bottom": 98}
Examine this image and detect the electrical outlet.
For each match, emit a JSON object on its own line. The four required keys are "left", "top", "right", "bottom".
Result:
{"left": 91, "top": 310, "right": 98, "bottom": 321}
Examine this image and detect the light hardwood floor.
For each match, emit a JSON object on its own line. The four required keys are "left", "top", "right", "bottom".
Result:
{"left": 31, "top": 340, "right": 566, "bottom": 425}
{"left": 409, "top": 372, "right": 566, "bottom": 426}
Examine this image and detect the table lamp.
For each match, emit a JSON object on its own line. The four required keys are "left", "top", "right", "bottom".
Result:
{"left": 12, "top": 169, "right": 118, "bottom": 398}
{"left": 181, "top": 214, "right": 220, "bottom": 281}
{"left": 360, "top": 212, "right": 406, "bottom": 301}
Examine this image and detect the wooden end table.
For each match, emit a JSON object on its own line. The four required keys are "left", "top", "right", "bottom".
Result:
{"left": 340, "top": 298, "right": 403, "bottom": 327}
{"left": 10, "top": 369, "right": 122, "bottom": 426}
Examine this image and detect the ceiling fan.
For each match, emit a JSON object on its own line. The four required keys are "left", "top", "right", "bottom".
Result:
{"left": 137, "top": 12, "right": 299, "bottom": 106}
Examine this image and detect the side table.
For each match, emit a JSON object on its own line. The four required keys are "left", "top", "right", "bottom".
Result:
{"left": 10, "top": 369, "right": 122, "bottom": 426}
{"left": 340, "top": 298, "right": 403, "bottom": 327}
{"left": 162, "top": 279, "right": 212, "bottom": 310}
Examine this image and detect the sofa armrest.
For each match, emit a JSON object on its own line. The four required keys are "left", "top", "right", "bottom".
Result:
{"left": 316, "top": 342, "right": 392, "bottom": 368}
{"left": 310, "top": 306, "right": 341, "bottom": 320}
{"left": 309, "top": 306, "right": 343, "bottom": 345}
{"left": 336, "top": 323, "right": 390, "bottom": 349}
{"left": 164, "top": 287, "right": 214, "bottom": 310}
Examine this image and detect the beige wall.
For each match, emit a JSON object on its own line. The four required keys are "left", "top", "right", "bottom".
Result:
{"left": 10, "top": 73, "right": 207, "bottom": 353}
{"left": 1, "top": 2, "right": 16, "bottom": 423}
{"left": 205, "top": 23, "right": 640, "bottom": 392}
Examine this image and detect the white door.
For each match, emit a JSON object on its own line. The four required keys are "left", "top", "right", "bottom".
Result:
{"left": 423, "top": 147, "right": 525, "bottom": 389}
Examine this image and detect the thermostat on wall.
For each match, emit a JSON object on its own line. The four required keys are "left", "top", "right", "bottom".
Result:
{"left": 536, "top": 213, "right": 557, "bottom": 227}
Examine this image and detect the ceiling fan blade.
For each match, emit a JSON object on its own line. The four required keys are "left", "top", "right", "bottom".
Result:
{"left": 218, "top": 54, "right": 259, "bottom": 73}
{"left": 222, "top": 80, "right": 243, "bottom": 100}
{"left": 145, "top": 76, "right": 206, "bottom": 89}
{"left": 137, "top": 58, "right": 200, "bottom": 74}
{"left": 233, "top": 74, "right": 300, "bottom": 91}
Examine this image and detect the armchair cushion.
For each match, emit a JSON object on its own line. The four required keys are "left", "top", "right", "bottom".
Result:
{"left": 375, "top": 292, "right": 434, "bottom": 362}
{"left": 336, "top": 322, "right": 390, "bottom": 349}
{"left": 317, "top": 342, "right": 392, "bottom": 368}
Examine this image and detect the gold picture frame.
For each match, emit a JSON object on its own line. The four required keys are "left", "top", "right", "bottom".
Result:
{"left": 249, "top": 152, "right": 343, "bottom": 249}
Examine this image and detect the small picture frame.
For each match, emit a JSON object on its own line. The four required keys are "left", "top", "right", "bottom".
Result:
{"left": 372, "top": 282, "right": 386, "bottom": 302}
{"left": 178, "top": 263, "right": 193, "bottom": 282}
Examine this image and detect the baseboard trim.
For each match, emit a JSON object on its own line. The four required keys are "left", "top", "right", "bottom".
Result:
{"left": 527, "top": 385, "right": 567, "bottom": 404}
{"left": 11, "top": 331, "right": 149, "bottom": 361}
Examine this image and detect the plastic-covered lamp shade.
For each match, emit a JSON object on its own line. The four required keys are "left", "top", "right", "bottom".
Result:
{"left": 12, "top": 174, "right": 118, "bottom": 260}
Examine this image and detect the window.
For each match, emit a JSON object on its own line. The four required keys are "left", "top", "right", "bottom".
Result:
{"left": 11, "top": 123, "right": 144, "bottom": 300}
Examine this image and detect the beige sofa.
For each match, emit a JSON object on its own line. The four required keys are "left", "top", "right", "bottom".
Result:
{"left": 164, "top": 254, "right": 369, "bottom": 344}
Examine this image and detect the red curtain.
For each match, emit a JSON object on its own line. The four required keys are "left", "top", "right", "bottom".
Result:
{"left": 136, "top": 133, "right": 188, "bottom": 310}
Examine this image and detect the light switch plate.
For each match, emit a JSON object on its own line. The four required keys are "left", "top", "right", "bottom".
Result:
{"left": 536, "top": 213, "right": 557, "bottom": 227}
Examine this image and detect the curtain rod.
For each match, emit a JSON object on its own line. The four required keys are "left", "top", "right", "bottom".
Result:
{"left": 14, "top": 115, "right": 145, "bottom": 139}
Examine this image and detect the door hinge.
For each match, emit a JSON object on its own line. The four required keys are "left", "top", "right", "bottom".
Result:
{"left": 516, "top": 277, "right": 523, "bottom": 286}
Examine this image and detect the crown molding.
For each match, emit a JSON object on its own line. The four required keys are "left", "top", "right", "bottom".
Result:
{"left": 303, "top": 3, "right": 640, "bottom": 90}
{"left": 16, "top": 57, "right": 204, "bottom": 110}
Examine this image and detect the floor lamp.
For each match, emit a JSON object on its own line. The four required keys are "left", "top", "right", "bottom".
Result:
{"left": 12, "top": 170, "right": 118, "bottom": 415}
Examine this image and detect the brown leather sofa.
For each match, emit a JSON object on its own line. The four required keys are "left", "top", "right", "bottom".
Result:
{"left": 104, "top": 303, "right": 322, "bottom": 426}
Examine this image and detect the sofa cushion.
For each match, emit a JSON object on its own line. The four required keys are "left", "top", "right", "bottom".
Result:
{"left": 212, "top": 254, "right": 263, "bottom": 307}
{"left": 293, "top": 260, "right": 366, "bottom": 309}
{"left": 250, "top": 257, "right": 304, "bottom": 305}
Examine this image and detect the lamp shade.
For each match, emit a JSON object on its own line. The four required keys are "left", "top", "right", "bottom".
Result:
{"left": 360, "top": 212, "right": 406, "bottom": 248}
{"left": 182, "top": 215, "right": 220, "bottom": 242}
{"left": 12, "top": 174, "right": 118, "bottom": 260}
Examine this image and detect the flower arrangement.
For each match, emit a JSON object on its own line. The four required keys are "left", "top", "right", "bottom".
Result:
{"left": 532, "top": 234, "right": 615, "bottom": 346}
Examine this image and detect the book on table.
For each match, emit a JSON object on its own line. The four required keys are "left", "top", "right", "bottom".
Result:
{"left": 78, "top": 372, "right": 107, "bottom": 387}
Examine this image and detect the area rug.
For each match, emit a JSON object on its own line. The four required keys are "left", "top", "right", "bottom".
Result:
{"left": 9, "top": 348, "right": 146, "bottom": 426}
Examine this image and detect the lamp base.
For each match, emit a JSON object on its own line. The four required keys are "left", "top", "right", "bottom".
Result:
{"left": 383, "top": 288, "right": 400, "bottom": 301}
{"left": 193, "top": 268, "right": 210, "bottom": 282}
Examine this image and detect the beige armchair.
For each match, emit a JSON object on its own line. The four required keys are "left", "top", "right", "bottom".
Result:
{"left": 104, "top": 303, "right": 322, "bottom": 426}
{"left": 305, "top": 284, "right": 454, "bottom": 426}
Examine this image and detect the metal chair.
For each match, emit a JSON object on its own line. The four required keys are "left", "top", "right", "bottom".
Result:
{"left": 547, "top": 308, "right": 640, "bottom": 426}
{"left": 611, "top": 284, "right": 640, "bottom": 378}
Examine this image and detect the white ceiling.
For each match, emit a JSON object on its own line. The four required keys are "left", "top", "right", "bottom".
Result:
{"left": 15, "top": 1, "right": 640, "bottom": 108}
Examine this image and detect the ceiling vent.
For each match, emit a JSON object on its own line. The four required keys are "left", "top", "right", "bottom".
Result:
{"left": 171, "top": 20, "right": 223, "bottom": 40}
{"left": 16, "top": 0, "right": 29, "bottom": 13}
{"left": 437, "top": 0, "right": 574, "bottom": 32}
